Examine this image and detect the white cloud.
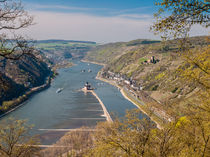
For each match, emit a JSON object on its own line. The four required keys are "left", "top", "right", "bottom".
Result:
{"left": 117, "top": 14, "right": 152, "bottom": 19}
{"left": 18, "top": 11, "right": 157, "bottom": 43}
{"left": 190, "top": 24, "right": 210, "bottom": 37}
{"left": 27, "top": 4, "right": 109, "bottom": 12}
{"left": 18, "top": 11, "right": 209, "bottom": 43}
{"left": 25, "top": 3, "right": 152, "bottom": 15}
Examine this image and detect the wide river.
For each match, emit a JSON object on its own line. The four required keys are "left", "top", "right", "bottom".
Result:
{"left": 0, "top": 60, "right": 145, "bottom": 144}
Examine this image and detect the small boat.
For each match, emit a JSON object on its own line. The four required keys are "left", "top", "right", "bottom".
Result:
{"left": 88, "top": 69, "right": 92, "bottom": 72}
{"left": 83, "top": 82, "right": 94, "bottom": 91}
{"left": 56, "top": 88, "right": 63, "bottom": 93}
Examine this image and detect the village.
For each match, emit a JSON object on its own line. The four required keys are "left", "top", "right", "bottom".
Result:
{"left": 98, "top": 56, "right": 172, "bottom": 123}
{"left": 100, "top": 56, "right": 159, "bottom": 92}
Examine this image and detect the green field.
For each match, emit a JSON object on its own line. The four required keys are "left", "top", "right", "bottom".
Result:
{"left": 35, "top": 40, "right": 97, "bottom": 61}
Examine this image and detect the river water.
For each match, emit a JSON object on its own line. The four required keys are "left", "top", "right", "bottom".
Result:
{"left": 0, "top": 60, "right": 144, "bottom": 144}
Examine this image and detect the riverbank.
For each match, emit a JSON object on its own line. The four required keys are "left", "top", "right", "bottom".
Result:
{"left": 82, "top": 88, "right": 113, "bottom": 123}
{"left": 90, "top": 62, "right": 165, "bottom": 129}
{"left": 0, "top": 62, "right": 75, "bottom": 118}
{"left": 0, "top": 75, "right": 53, "bottom": 118}
{"left": 96, "top": 75, "right": 163, "bottom": 129}
{"left": 52, "top": 61, "right": 74, "bottom": 71}
{"left": 81, "top": 59, "right": 106, "bottom": 66}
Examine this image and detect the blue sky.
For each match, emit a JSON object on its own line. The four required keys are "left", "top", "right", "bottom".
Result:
{"left": 23, "top": 0, "right": 157, "bottom": 18}
{"left": 24, "top": 0, "right": 155, "bottom": 13}
{"left": 20, "top": 0, "right": 209, "bottom": 43}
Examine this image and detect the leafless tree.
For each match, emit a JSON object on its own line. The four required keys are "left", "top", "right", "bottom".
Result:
{"left": 0, "top": 0, "right": 34, "bottom": 60}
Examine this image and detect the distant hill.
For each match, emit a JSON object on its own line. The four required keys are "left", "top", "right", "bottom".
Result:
{"left": 37, "top": 40, "right": 96, "bottom": 44}
{"left": 84, "top": 36, "right": 209, "bottom": 116}
{"left": 125, "top": 39, "right": 160, "bottom": 46}
{"left": 36, "top": 40, "right": 97, "bottom": 63}
{"left": 84, "top": 39, "right": 161, "bottom": 64}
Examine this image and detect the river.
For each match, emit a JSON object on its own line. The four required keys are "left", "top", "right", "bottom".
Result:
{"left": 0, "top": 60, "right": 145, "bottom": 144}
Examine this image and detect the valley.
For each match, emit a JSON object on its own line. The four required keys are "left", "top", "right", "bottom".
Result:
{"left": 0, "top": 40, "right": 97, "bottom": 115}
{"left": 1, "top": 36, "right": 209, "bottom": 126}
{"left": 0, "top": 0, "right": 209, "bottom": 156}
{"left": 85, "top": 36, "right": 210, "bottom": 120}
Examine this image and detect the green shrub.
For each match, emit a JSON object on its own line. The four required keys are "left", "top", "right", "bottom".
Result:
{"left": 139, "top": 58, "right": 147, "bottom": 64}
{"left": 172, "top": 87, "right": 178, "bottom": 93}
{"left": 152, "top": 85, "right": 159, "bottom": 91}
{"left": 155, "top": 72, "right": 166, "bottom": 80}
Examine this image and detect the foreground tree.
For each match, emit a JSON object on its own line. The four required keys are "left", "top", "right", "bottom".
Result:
{"left": 0, "top": 118, "right": 40, "bottom": 157}
{"left": 86, "top": 110, "right": 209, "bottom": 157}
{"left": 151, "top": 1, "right": 210, "bottom": 157}
{"left": 0, "top": 0, "right": 34, "bottom": 59}
{"left": 151, "top": 0, "right": 210, "bottom": 39}
{"left": 88, "top": 1, "right": 210, "bottom": 157}
{"left": 87, "top": 110, "right": 156, "bottom": 157}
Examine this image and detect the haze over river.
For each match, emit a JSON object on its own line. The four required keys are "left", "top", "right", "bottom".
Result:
{"left": 0, "top": 60, "right": 145, "bottom": 144}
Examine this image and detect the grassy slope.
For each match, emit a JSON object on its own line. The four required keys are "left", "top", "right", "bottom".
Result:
{"left": 85, "top": 40, "right": 160, "bottom": 64}
{"left": 85, "top": 36, "right": 209, "bottom": 116}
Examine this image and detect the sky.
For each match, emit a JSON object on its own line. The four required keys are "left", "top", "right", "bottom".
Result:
{"left": 19, "top": 0, "right": 209, "bottom": 43}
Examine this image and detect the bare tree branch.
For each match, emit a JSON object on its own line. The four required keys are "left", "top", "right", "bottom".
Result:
{"left": 0, "top": 0, "right": 34, "bottom": 60}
